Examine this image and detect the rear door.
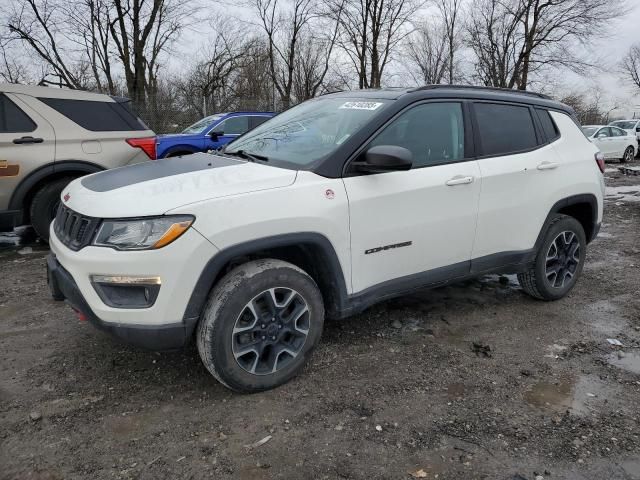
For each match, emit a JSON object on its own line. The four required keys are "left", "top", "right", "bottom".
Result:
{"left": 250, "top": 116, "right": 272, "bottom": 129}
{"left": 610, "top": 126, "right": 629, "bottom": 157}
{"left": 471, "top": 101, "right": 564, "bottom": 265}
{"left": 0, "top": 93, "right": 55, "bottom": 212}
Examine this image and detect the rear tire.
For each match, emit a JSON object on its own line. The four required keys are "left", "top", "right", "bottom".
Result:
{"left": 197, "top": 259, "right": 325, "bottom": 393}
{"left": 518, "top": 214, "right": 586, "bottom": 301}
{"left": 622, "top": 146, "right": 634, "bottom": 163}
{"left": 29, "top": 177, "right": 76, "bottom": 242}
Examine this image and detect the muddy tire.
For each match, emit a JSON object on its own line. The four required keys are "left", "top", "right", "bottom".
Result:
{"left": 196, "top": 259, "right": 325, "bottom": 393}
{"left": 518, "top": 214, "right": 586, "bottom": 301}
{"left": 29, "top": 177, "right": 75, "bottom": 242}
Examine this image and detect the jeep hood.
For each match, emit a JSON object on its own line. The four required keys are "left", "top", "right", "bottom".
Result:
{"left": 64, "top": 153, "right": 297, "bottom": 217}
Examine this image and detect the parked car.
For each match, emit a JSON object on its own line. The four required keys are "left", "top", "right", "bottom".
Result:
{"left": 582, "top": 125, "right": 637, "bottom": 163}
{"left": 609, "top": 119, "right": 640, "bottom": 156}
{"left": 0, "top": 83, "right": 155, "bottom": 240}
{"left": 47, "top": 86, "right": 604, "bottom": 392}
{"left": 156, "top": 112, "right": 274, "bottom": 158}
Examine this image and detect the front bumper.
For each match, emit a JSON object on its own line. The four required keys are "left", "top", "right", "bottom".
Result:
{"left": 47, "top": 253, "right": 197, "bottom": 350}
{"left": 47, "top": 221, "right": 219, "bottom": 350}
{"left": 47, "top": 253, "right": 198, "bottom": 350}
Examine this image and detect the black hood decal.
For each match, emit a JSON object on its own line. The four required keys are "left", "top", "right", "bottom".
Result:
{"left": 81, "top": 152, "right": 243, "bottom": 192}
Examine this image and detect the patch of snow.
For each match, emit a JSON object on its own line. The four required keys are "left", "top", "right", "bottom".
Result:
{"left": 605, "top": 185, "right": 640, "bottom": 203}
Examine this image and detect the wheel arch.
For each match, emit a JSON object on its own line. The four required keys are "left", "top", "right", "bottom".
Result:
{"left": 9, "top": 160, "right": 104, "bottom": 223}
{"left": 161, "top": 145, "right": 199, "bottom": 158}
{"left": 183, "top": 233, "right": 350, "bottom": 330}
{"left": 538, "top": 194, "right": 599, "bottom": 246}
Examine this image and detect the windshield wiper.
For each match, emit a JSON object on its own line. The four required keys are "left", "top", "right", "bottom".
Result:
{"left": 226, "top": 150, "right": 269, "bottom": 162}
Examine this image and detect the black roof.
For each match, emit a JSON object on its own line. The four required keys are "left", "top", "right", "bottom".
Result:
{"left": 323, "top": 85, "right": 572, "bottom": 114}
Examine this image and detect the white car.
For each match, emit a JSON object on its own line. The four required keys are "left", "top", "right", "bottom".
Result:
{"left": 47, "top": 86, "right": 605, "bottom": 392}
{"left": 609, "top": 119, "right": 640, "bottom": 157}
{"left": 582, "top": 124, "right": 637, "bottom": 163}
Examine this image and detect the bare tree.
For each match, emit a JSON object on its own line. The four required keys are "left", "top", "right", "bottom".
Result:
{"left": 405, "top": 20, "right": 448, "bottom": 85}
{"left": 437, "top": 0, "right": 463, "bottom": 84}
{"left": 621, "top": 43, "right": 640, "bottom": 91}
{"left": 253, "top": 0, "right": 340, "bottom": 108}
{"left": 0, "top": 37, "right": 30, "bottom": 83}
{"left": 8, "top": 0, "right": 92, "bottom": 88}
{"left": 332, "top": 0, "right": 417, "bottom": 89}
{"left": 468, "top": 0, "right": 626, "bottom": 90}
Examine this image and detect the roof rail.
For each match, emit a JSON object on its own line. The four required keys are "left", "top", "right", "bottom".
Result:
{"left": 409, "top": 84, "right": 552, "bottom": 100}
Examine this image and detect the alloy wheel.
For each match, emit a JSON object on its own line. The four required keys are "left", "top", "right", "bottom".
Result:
{"left": 624, "top": 147, "right": 634, "bottom": 162}
{"left": 545, "top": 231, "right": 580, "bottom": 288}
{"left": 232, "top": 287, "right": 310, "bottom": 375}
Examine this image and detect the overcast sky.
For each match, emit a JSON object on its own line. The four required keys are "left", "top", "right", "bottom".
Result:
{"left": 567, "top": 5, "right": 640, "bottom": 118}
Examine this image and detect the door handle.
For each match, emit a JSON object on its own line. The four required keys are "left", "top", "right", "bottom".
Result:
{"left": 445, "top": 175, "right": 474, "bottom": 186}
{"left": 537, "top": 161, "right": 559, "bottom": 171}
{"left": 13, "top": 136, "right": 43, "bottom": 145}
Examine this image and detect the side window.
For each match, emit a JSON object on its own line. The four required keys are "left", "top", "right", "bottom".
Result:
{"left": 219, "top": 116, "right": 249, "bottom": 135}
{"left": 368, "top": 102, "right": 465, "bottom": 168}
{"left": 38, "top": 97, "right": 146, "bottom": 131}
{"left": 250, "top": 116, "right": 271, "bottom": 129}
{"left": 0, "top": 94, "right": 36, "bottom": 133}
{"left": 611, "top": 127, "right": 625, "bottom": 137}
{"left": 536, "top": 109, "right": 560, "bottom": 142}
{"left": 596, "top": 127, "right": 610, "bottom": 138}
{"left": 475, "top": 103, "right": 537, "bottom": 156}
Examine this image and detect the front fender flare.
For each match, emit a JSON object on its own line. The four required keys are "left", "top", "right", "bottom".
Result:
{"left": 182, "top": 232, "right": 349, "bottom": 328}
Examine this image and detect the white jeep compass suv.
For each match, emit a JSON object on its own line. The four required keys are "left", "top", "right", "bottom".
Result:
{"left": 47, "top": 86, "right": 605, "bottom": 392}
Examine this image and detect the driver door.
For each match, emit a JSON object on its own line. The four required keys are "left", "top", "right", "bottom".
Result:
{"left": 343, "top": 102, "right": 481, "bottom": 294}
{"left": 208, "top": 115, "right": 250, "bottom": 149}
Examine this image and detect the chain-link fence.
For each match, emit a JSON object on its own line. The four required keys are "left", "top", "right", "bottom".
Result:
{"left": 134, "top": 94, "right": 281, "bottom": 134}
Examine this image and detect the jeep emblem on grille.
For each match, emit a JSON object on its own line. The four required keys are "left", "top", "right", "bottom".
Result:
{"left": 63, "top": 192, "right": 70, "bottom": 202}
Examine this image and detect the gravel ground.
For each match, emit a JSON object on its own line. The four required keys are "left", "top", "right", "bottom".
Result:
{"left": 1, "top": 162, "right": 640, "bottom": 480}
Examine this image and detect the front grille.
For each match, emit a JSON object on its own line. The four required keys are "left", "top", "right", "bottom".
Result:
{"left": 54, "top": 205, "right": 100, "bottom": 251}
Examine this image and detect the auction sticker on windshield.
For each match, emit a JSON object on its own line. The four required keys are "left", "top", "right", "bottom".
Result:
{"left": 339, "top": 101, "right": 384, "bottom": 110}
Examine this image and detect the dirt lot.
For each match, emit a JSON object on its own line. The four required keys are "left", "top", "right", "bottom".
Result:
{"left": 1, "top": 163, "right": 640, "bottom": 480}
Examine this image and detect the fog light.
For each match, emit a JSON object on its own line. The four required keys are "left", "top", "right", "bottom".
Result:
{"left": 91, "top": 275, "right": 161, "bottom": 309}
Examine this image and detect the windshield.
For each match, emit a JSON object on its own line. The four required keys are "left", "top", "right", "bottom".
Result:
{"left": 582, "top": 127, "right": 598, "bottom": 137}
{"left": 225, "top": 98, "right": 391, "bottom": 167}
{"left": 182, "top": 114, "right": 225, "bottom": 134}
{"left": 610, "top": 121, "right": 637, "bottom": 130}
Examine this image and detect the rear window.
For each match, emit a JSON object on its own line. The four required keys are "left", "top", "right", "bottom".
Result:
{"left": 0, "top": 94, "right": 36, "bottom": 133}
{"left": 38, "top": 97, "right": 147, "bottom": 132}
{"left": 536, "top": 109, "right": 560, "bottom": 142}
{"left": 475, "top": 103, "right": 538, "bottom": 156}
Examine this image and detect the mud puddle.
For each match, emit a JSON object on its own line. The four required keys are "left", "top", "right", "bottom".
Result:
{"left": 608, "top": 351, "right": 640, "bottom": 375}
{"left": 524, "top": 375, "right": 614, "bottom": 415}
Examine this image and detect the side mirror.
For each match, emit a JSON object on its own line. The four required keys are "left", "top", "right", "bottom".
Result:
{"left": 209, "top": 130, "right": 223, "bottom": 141}
{"left": 636, "top": 127, "right": 640, "bottom": 132}
{"left": 596, "top": 133, "right": 606, "bottom": 138}
{"left": 354, "top": 145, "right": 413, "bottom": 173}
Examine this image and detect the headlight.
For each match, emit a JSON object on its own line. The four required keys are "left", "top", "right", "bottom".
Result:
{"left": 93, "top": 215, "right": 194, "bottom": 250}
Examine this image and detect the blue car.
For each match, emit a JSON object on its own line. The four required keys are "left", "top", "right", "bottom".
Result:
{"left": 157, "top": 111, "right": 274, "bottom": 158}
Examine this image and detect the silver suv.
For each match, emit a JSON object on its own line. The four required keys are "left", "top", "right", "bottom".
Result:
{"left": 0, "top": 83, "right": 155, "bottom": 240}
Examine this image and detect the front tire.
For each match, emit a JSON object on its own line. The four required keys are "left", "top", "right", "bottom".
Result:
{"left": 29, "top": 177, "right": 76, "bottom": 242}
{"left": 196, "top": 259, "right": 325, "bottom": 393}
{"left": 622, "top": 146, "right": 634, "bottom": 163}
{"left": 518, "top": 214, "right": 586, "bottom": 301}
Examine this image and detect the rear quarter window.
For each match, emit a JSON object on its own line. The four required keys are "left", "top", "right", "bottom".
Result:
{"left": 474, "top": 102, "right": 538, "bottom": 156}
{"left": 536, "top": 109, "right": 560, "bottom": 143}
{"left": 38, "top": 97, "right": 147, "bottom": 132}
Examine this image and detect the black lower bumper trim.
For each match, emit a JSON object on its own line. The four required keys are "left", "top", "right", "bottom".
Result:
{"left": 0, "top": 209, "right": 22, "bottom": 231}
{"left": 47, "top": 254, "right": 197, "bottom": 350}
